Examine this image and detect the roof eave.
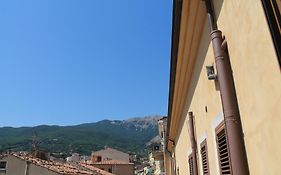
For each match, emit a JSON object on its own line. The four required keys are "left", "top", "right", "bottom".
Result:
{"left": 166, "top": 0, "right": 183, "bottom": 152}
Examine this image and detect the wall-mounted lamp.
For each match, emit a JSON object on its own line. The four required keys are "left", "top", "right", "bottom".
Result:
{"left": 206, "top": 65, "right": 217, "bottom": 80}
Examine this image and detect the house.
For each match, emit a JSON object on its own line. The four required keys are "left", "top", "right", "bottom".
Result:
{"left": 149, "top": 117, "right": 167, "bottom": 175}
{"left": 79, "top": 163, "right": 114, "bottom": 175}
{"left": 66, "top": 153, "right": 80, "bottom": 162}
{"left": 89, "top": 147, "right": 134, "bottom": 175}
{"left": 91, "top": 160, "right": 134, "bottom": 175}
{"left": 91, "top": 147, "right": 130, "bottom": 163}
{"left": 0, "top": 152, "right": 109, "bottom": 175}
{"left": 165, "top": 0, "right": 281, "bottom": 175}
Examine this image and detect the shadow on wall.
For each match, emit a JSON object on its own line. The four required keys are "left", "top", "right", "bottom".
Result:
{"left": 175, "top": 0, "right": 224, "bottom": 140}
{"left": 213, "top": 0, "right": 224, "bottom": 21}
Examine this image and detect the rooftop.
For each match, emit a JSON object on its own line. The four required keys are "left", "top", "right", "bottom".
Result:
{"left": 1, "top": 152, "right": 111, "bottom": 175}
{"left": 91, "top": 147, "right": 128, "bottom": 156}
{"left": 13, "top": 152, "right": 95, "bottom": 175}
{"left": 79, "top": 163, "right": 115, "bottom": 175}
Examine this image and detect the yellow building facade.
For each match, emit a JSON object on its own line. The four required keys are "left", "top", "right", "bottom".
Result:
{"left": 166, "top": 0, "right": 281, "bottom": 175}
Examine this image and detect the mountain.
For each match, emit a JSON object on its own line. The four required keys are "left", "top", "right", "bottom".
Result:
{"left": 0, "top": 115, "right": 162, "bottom": 157}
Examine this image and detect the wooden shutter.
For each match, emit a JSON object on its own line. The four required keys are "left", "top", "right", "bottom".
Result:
{"left": 0, "top": 161, "right": 7, "bottom": 173}
{"left": 200, "top": 139, "right": 210, "bottom": 175}
{"left": 188, "top": 154, "right": 193, "bottom": 175}
{"left": 216, "top": 122, "right": 232, "bottom": 175}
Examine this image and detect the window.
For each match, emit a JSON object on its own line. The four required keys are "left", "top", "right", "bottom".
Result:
{"left": 188, "top": 154, "right": 193, "bottom": 175}
{"left": 200, "top": 139, "right": 210, "bottom": 175}
{"left": 261, "top": 0, "right": 281, "bottom": 66}
{"left": 154, "top": 145, "right": 160, "bottom": 151}
{"left": 0, "top": 161, "right": 7, "bottom": 172}
{"left": 216, "top": 122, "right": 232, "bottom": 175}
{"left": 93, "top": 155, "right": 102, "bottom": 162}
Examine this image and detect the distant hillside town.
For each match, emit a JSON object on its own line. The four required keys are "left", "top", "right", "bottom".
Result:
{"left": 0, "top": 147, "right": 133, "bottom": 175}
{"left": 0, "top": 116, "right": 164, "bottom": 175}
{"left": 0, "top": 116, "right": 161, "bottom": 157}
{"left": 0, "top": 116, "right": 168, "bottom": 175}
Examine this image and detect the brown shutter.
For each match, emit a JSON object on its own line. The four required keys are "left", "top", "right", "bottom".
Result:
{"left": 188, "top": 154, "right": 193, "bottom": 175}
{"left": 216, "top": 122, "right": 232, "bottom": 175}
{"left": 0, "top": 161, "right": 7, "bottom": 173}
{"left": 200, "top": 139, "right": 210, "bottom": 175}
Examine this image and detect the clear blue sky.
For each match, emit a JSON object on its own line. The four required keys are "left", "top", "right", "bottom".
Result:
{"left": 0, "top": 0, "right": 173, "bottom": 127}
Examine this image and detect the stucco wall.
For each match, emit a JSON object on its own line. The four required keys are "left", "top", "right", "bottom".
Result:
{"left": 92, "top": 148, "right": 129, "bottom": 163}
{"left": 28, "top": 163, "right": 59, "bottom": 175}
{"left": 164, "top": 153, "right": 171, "bottom": 175}
{"left": 172, "top": 0, "right": 281, "bottom": 175}
{"left": 93, "top": 164, "right": 134, "bottom": 175}
{"left": 1, "top": 156, "right": 26, "bottom": 175}
{"left": 1, "top": 156, "right": 59, "bottom": 175}
{"left": 217, "top": 0, "right": 281, "bottom": 174}
{"left": 174, "top": 18, "right": 222, "bottom": 175}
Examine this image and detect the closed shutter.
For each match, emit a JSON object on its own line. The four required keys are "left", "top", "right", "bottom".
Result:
{"left": 0, "top": 161, "right": 7, "bottom": 173}
{"left": 200, "top": 139, "right": 209, "bottom": 175}
{"left": 188, "top": 154, "right": 193, "bottom": 175}
{"left": 216, "top": 122, "right": 232, "bottom": 175}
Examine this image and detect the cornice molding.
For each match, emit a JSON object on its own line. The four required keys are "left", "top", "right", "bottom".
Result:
{"left": 167, "top": 0, "right": 206, "bottom": 151}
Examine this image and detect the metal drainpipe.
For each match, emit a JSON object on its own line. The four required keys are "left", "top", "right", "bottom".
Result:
{"left": 24, "top": 161, "right": 30, "bottom": 175}
{"left": 203, "top": 0, "right": 250, "bottom": 174}
{"left": 166, "top": 150, "right": 173, "bottom": 175}
{"left": 163, "top": 129, "right": 166, "bottom": 175}
{"left": 188, "top": 112, "right": 198, "bottom": 175}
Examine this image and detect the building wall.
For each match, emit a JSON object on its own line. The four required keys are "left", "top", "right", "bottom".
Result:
{"left": 217, "top": 1, "right": 281, "bottom": 174}
{"left": 164, "top": 153, "right": 171, "bottom": 175}
{"left": 1, "top": 156, "right": 26, "bottom": 175}
{"left": 91, "top": 148, "right": 129, "bottom": 163}
{"left": 28, "top": 163, "right": 60, "bottom": 175}
{"left": 1, "top": 156, "right": 59, "bottom": 175}
{"left": 154, "top": 160, "right": 164, "bottom": 174}
{"left": 171, "top": 0, "right": 281, "bottom": 175}
{"left": 93, "top": 164, "right": 134, "bottom": 175}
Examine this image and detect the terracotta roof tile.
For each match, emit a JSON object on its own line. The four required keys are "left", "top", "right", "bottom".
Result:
{"left": 79, "top": 163, "right": 115, "bottom": 175}
{"left": 0, "top": 153, "right": 8, "bottom": 159}
{"left": 9, "top": 153, "right": 100, "bottom": 175}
